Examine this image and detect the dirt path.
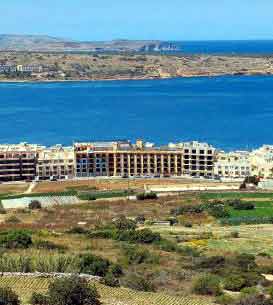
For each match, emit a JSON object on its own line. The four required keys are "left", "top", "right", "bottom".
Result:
{"left": 24, "top": 181, "right": 37, "bottom": 194}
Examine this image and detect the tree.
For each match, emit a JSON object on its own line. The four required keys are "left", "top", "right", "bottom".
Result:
{"left": 79, "top": 254, "right": 110, "bottom": 276}
{"left": 47, "top": 276, "right": 101, "bottom": 305}
{"left": 113, "top": 216, "right": 136, "bottom": 231}
{"left": 29, "top": 200, "right": 42, "bottom": 210}
{"left": 0, "top": 287, "right": 20, "bottom": 305}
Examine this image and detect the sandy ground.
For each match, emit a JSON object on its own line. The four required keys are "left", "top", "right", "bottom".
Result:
{"left": 32, "top": 178, "right": 239, "bottom": 193}
{"left": 0, "top": 183, "right": 29, "bottom": 195}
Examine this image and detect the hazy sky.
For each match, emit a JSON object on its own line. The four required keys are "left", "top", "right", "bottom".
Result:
{"left": 1, "top": 0, "right": 273, "bottom": 41}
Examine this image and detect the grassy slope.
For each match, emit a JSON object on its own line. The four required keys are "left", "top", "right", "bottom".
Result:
{"left": 0, "top": 277, "right": 213, "bottom": 305}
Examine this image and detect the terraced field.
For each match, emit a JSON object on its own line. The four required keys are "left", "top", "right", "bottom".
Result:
{"left": 0, "top": 277, "right": 214, "bottom": 305}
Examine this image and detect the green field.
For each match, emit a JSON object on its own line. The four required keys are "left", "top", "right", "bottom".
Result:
{"left": 229, "top": 203, "right": 273, "bottom": 218}
{"left": 199, "top": 192, "right": 273, "bottom": 200}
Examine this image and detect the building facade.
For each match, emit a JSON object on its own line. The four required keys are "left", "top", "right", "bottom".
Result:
{"left": 36, "top": 145, "right": 74, "bottom": 180}
{"left": 213, "top": 151, "right": 251, "bottom": 178}
{"left": 4, "top": 139, "right": 273, "bottom": 183}
{"left": 16, "top": 65, "right": 43, "bottom": 73}
{"left": 250, "top": 145, "right": 273, "bottom": 178}
{"left": 0, "top": 64, "right": 17, "bottom": 73}
{"left": 74, "top": 140, "right": 216, "bottom": 178}
{"left": 0, "top": 143, "right": 43, "bottom": 182}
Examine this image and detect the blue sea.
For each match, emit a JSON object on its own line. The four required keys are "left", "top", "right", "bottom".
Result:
{"left": 1, "top": 75, "right": 273, "bottom": 151}
{"left": 173, "top": 40, "right": 273, "bottom": 55}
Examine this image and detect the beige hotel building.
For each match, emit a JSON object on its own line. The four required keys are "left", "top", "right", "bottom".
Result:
{"left": 74, "top": 140, "right": 216, "bottom": 178}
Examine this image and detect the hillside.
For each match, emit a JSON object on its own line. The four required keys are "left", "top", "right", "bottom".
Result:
{"left": 0, "top": 34, "right": 179, "bottom": 52}
{"left": 0, "top": 182, "right": 273, "bottom": 304}
{"left": 1, "top": 51, "right": 273, "bottom": 82}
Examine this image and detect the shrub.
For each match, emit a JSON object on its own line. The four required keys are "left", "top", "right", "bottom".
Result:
{"left": 240, "top": 287, "right": 259, "bottom": 296}
{"left": 102, "top": 273, "right": 120, "bottom": 287}
{"left": 47, "top": 276, "right": 101, "bottom": 305}
{"left": 67, "top": 227, "right": 88, "bottom": 234}
{"left": 223, "top": 274, "right": 246, "bottom": 291}
{"left": 0, "top": 230, "right": 32, "bottom": 249}
{"left": 77, "top": 194, "right": 96, "bottom": 201}
{"left": 257, "top": 252, "right": 271, "bottom": 258}
{"left": 79, "top": 254, "right": 110, "bottom": 276}
{"left": 144, "top": 192, "right": 158, "bottom": 200}
{"left": 133, "top": 229, "right": 161, "bottom": 244}
{"left": 30, "top": 292, "right": 49, "bottom": 305}
{"left": 192, "top": 274, "right": 222, "bottom": 296}
{"left": 34, "top": 240, "right": 67, "bottom": 251}
{"left": 233, "top": 253, "right": 257, "bottom": 271}
{"left": 122, "top": 244, "right": 157, "bottom": 265}
{"left": 88, "top": 229, "right": 116, "bottom": 240}
{"left": 155, "top": 238, "right": 179, "bottom": 252}
{"left": 113, "top": 216, "right": 136, "bottom": 230}
{"left": 114, "top": 229, "right": 160, "bottom": 244}
{"left": 243, "top": 176, "right": 260, "bottom": 186}
{"left": 122, "top": 273, "right": 155, "bottom": 292}
{"left": 89, "top": 228, "right": 161, "bottom": 245}
{"left": 135, "top": 215, "right": 145, "bottom": 224}
{"left": 228, "top": 199, "right": 255, "bottom": 210}
{"left": 230, "top": 231, "right": 240, "bottom": 238}
{"left": 108, "top": 264, "right": 123, "bottom": 277}
{"left": 216, "top": 294, "right": 235, "bottom": 305}
{"left": 169, "top": 218, "right": 178, "bottom": 226}
{"left": 0, "top": 208, "right": 6, "bottom": 215}
{"left": 179, "top": 245, "right": 201, "bottom": 257}
{"left": 243, "top": 272, "right": 263, "bottom": 287}
{"left": 171, "top": 204, "right": 204, "bottom": 216}
{"left": 0, "top": 287, "right": 20, "bottom": 305}
{"left": 207, "top": 204, "right": 230, "bottom": 218}
{"left": 5, "top": 216, "right": 21, "bottom": 224}
{"left": 29, "top": 200, "right": 42, "bottom": 210}
{"left": 136, "top": 192, "right": 157, "bottom": 200}
{"left": 197, "top": 256, "right": 225, "bottom": 270}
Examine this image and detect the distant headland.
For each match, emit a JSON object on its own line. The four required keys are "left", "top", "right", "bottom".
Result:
{"left": 1, "top": 35, "right": 273, "bottom": 82}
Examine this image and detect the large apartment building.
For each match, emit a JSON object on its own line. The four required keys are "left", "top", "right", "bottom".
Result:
{"left": 0, "top": 143, "right": 43, "bottom": 182}
{"left": 213, "top": 151, "right": 251, "bottom": 178}
{"left": 74, "top": 140, "right": 216, "bottom": 178}
{"left": 36, "top": 145, "right": 74, "bottom": 180}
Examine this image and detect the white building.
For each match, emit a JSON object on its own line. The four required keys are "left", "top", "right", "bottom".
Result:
{"left": 214, "top": 150, "right": 251, "bottom": 179}
{"left": 36, "top": 145, "right": 74, "bottom": 180}
{"left": 250, "top": 145, "right": 273, "bottom": 178}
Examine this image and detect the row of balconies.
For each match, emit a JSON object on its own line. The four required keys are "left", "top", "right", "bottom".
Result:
{"left": 38, "top": 171, "right": 73, "bottom": 176}
{"left": 38, "top": 166, "right": 73, "bottom": 170}
{"left": 38, "top": 160, "right": 74, "bottom": 165}
{"left": 76, "top": 164, "right": 214, "bottom": 170}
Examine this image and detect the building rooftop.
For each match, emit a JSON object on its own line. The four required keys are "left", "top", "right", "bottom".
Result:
{"left": 0, "top": 142, "right": 45, "bottom": 153}
{"left": 38, "top": 145, "right": 74, "bottom": 160}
